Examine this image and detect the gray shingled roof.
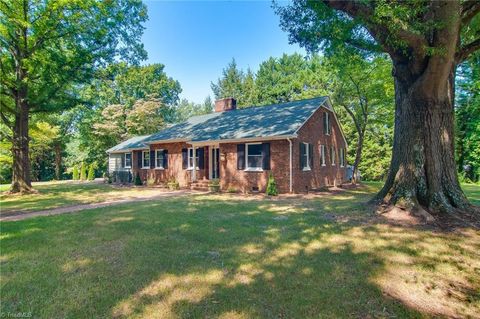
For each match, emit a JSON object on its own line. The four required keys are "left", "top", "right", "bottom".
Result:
{"left": 107, "top": 97, "right": 329, "bottom": 152}
{"left": 146, "top": 96, "right": 328, "bottom": 143}
{"left": 106, "top": 135, "right": 150, "bottom": 153}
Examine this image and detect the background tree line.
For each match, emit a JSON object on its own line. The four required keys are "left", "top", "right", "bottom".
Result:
{"left": 1, "top": 51, "right": 478, "bottom": 185}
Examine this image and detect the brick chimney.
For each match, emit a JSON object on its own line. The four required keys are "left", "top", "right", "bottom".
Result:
{"left": 215, "top": 98, "right": 237, "bottom": 112}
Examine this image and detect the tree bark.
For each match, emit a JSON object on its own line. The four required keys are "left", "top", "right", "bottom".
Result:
{"left": 376, "top": 63, "right": 471, "bottom": 214}
{"left": 11, "top": 91, "right": 32, "bottom": 193}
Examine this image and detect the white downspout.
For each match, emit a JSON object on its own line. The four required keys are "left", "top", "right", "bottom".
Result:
{"left": 287, "top": 138, "right": 293, "bottom": 193}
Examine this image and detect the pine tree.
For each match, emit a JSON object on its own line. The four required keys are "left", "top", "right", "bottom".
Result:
{"left": 80, "top": 162, "right": 87, "bottom": 181}
{"left": 87, "top": 164, "right": 95, "bottom": 181}
{"left": 72, "top": 166, "right": 79, "bottom": 180}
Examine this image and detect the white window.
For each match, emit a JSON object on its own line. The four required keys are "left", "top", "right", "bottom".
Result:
{"left": 188, "top": 148, "right": 199, "bottom": 169}
{"left": 340, "top": 148, "right": 345, "bottom": 167}
{"left": 142, "top": 151, "right": 150, "bottom": 168}
{"left": 301, "top": 142, "right": 311, "bottom": 171}
{"left": 246, "top": 143, "right": 263, "bottom": 170}
{"left": 124, "top": 153, "right": 132, "bottom": 168}
{"left": 320, "top": 145, "right": 326, "bottom": 166}
{"left": 324, "top": 112, "right": 331, "bottom": 135}
{"left": 330, "top": 146, "right": 336, "bottom": 166}
{"left": 155, "top": 149, "right": 164, "bottom": 169}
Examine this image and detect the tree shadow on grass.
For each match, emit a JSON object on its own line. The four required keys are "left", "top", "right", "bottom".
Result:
{"left": 1, "top": 194, "right": 478, "bottom": 318}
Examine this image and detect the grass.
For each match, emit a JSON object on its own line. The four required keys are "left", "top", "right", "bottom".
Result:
{"left": 0, "top": 182, "right": 479, "bottom": 318}
{"left": 0, "top": 180, "right": 165, "bottom": 215}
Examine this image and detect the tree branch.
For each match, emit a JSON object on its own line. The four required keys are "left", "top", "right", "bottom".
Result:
{"left": 456, "top": 38, "right": 480, "bottom": 64}
{"left": 0, "top": 110, "right": 14, "bottom": 130}
{"left": 322, "top": 0, "right": 427, "bottom": 60}
{"left": 462, "top": 1, "right": 480, "bottom": 26}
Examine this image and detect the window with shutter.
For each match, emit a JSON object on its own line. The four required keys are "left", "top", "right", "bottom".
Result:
{"left": 124, "top": 153, "right": 132, "bottom": 168}
{"left": 340, "top": 148, "right": 345, "bottom": 167}
{"left": 300, "top": 142, "right": 311, "bottom": 171}
{"left": 246, "top": 143, "right": 263, "bottom": 171}
{"left": 155, "top": 150, "right": 164, "bottom": 169}
{"left": 320, "top": 145, "right": 326, "bottom": 166}
{"left": 187, "top": 148, "right": 200, "bottom": 169}
{"left": 330, "top": 146, "right": 336, "bottom": 166}
{"left": 142, "top": 151, "right": 150, "bottom": 168}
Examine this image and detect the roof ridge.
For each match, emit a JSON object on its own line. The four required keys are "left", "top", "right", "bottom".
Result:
{"left": 237, "top": 96, "right": 327, "bottom": 112}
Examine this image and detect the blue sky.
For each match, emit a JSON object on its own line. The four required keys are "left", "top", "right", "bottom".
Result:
{"left": 142, "top": 0, "right": 304, "bottom": 104}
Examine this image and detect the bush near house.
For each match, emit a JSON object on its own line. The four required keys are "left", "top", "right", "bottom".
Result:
{"left": 134, "top": 173, "right": 143, "bottom": 186}
{"left": 266, "top": 173, "right": 278, "bottom": 196}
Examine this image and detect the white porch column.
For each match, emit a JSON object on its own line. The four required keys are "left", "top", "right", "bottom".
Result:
{"left": 192, "top": 145, "right": 197, "bottom": 181}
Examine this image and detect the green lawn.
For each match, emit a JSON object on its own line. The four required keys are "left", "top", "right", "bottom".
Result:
{"left": 0, "top": 180, "right": 165, "bottom": 215}
{"left": 1, "top": 182, "right": 479, "bottom": 318}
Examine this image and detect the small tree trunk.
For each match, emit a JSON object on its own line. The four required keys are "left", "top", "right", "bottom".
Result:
{"left": 11, "top": 94, "right": 32, "bottom": 193}
{"left": 376, "top": 66, "right": 471, "bottom": 214}
{"left": 351, "top": 130, "right": 364, "bottom": 184}
{"left": 54, "top": 142, "right": 62, "bottom": 180}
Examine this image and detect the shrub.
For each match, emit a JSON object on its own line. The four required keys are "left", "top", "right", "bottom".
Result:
{"left": 227, "top": 187, "right": 237, "bottom": 193}
{"left": 134, "top": 173, "right": 143, "bottom": 186}
{"left": 167, "top": 178, "right": 179, "bottom": 190}
{"left": 72, "top": 166, "right": 79, "bottom": 180}
{"left": 146, "top": 176, "right": 155, "bottom": 186}
{"left": 87, "top": 164, "right": 95, "bottom": 181}
{"left": 80, "top": 162, "right": 87, "bottom": 180}
{"left": 266, "top": 173, "right": 278, "bottom": 196}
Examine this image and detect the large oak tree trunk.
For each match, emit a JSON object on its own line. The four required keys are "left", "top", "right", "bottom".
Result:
{"left": 376, "top": 64, "right": 471, "bottom": 214}
{"left": 11, "top": 94, "right": 32, "bottom": 193}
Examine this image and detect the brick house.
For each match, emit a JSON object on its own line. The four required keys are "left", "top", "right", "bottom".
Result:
{"left": 107, "top": 96, "right": 348, "bottom": 193}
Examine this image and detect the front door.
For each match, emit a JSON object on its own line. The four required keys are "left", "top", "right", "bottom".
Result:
{"left": 210, "top": 147, "right": 220, "bottom": 179}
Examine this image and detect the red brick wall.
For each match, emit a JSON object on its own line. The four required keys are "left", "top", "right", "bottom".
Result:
{"left": 219, "top": 140, "right": 291, "bottom": 193}
{"left": 293, "top": 107, "right": 348, "bottom": 191}
{"left": 132, "top": 142, "right": 206, "bottom": 187}
{"left": 130, "top": 106, "right": 347, "bottom": 193}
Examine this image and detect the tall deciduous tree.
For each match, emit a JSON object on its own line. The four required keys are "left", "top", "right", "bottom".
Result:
{"left": 276, "top": 1, "right": 480, "bottom": 214}
{"left": 329, "top": 54, "right": 394, "bottom": 184}
{"left": 0, "top": 0, "right": 147, "bottom": 193}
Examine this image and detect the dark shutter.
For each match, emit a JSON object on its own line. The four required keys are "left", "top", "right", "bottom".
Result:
{"left": 308, "top": 143, "right": 314, "bottom": 168}
{"left": 262, "top": 143, "right": 271, "bottom": 170}
{"left": 121, "top": 154, "right": 125, "bottom": 168}
{"left": 300, "top": 143, "right": 305, "bottom": 169}
{"left": 197, "top": 147, "right": 205, "bottom": 169}
{"left": 137, "top": 151, "right": 142, "bottom": 168}
{"left": 182, "top": 148, "right": 188, "bottom": 169}
{"left": 163, "top": 150, "right": 168, "bottom": 169}
{"left": 237, "top": 144, "right": 245, "bottom": 170}
{"left": 150, "top": 150, "right": 155, "bottom": 169}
